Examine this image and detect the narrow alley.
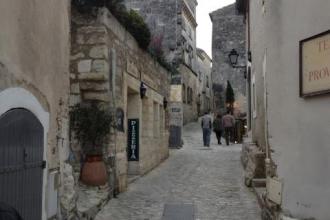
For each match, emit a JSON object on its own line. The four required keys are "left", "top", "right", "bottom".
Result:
{"left": 96, "top": 121, "right": 260, "bottom": 220}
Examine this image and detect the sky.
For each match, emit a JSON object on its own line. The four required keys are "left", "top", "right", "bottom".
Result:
{"left": 196, "top": 0, "right": 235, "bottom": 58}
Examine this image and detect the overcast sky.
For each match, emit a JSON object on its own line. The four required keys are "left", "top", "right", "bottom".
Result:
{"left": 196, "top": 0, "right": 235, "bottom": 58}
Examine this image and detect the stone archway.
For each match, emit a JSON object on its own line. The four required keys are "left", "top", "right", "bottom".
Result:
{"left": 0, "top": 108, "right": 44, "bottom": 220}
{"left": 0, "top": 88, "right": 49, "bottom": 220}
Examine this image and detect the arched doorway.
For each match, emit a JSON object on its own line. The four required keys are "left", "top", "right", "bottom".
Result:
{"left": 0, "top": 108, "right": 44, "bottom": 220}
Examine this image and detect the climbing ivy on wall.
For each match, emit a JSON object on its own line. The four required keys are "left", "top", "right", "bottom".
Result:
{"left": 226, "top": 80, "right": 235, "bottom": 112}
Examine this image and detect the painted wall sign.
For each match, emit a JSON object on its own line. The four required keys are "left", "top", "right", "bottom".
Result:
{"left": 127, "top": 59, "right": 139, "bottom": 78}
{"left": 170, "top": 85, "right": 182, "bottom": 102}
{"left": 127, "top": 119, "right": 139, "bottom": 161}
{"left": 169, "top": 102, "right": 183, "bottom": 127}
{"left": 300, "top": 30, "right": 330, "bottom": 97}
{"left": 116, "top": 108, "right": 124, "bottom": 132}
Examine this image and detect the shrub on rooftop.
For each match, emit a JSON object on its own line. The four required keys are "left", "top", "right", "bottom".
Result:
{"left": 72, "top": 0, "right": 151, "bottom": 50}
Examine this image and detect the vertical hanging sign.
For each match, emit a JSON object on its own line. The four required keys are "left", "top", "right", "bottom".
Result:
{"left": 127, "top": 119, "right": 139, "bottom": 161}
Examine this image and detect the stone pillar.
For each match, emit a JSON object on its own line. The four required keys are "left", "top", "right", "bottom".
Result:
{"left": 169, "top": 80, "right": 183, "bottom": 148}
{"left": 153, "top": 102, "right": 160, "bottom": 138}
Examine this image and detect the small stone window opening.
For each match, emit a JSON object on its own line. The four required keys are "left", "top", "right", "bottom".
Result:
{"left": 187, "top": 87, "right": 193, "bottom": 105}
{"left": 262, "top": 0, "right": 266, "bottom": 15}
{"left": 182, "top": 84, "right": 186, "bottom": 103}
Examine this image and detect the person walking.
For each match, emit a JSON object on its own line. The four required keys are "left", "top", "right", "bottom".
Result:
{"left": 213, "top": 113, "right": 223, "bottom": 145}
{"left": 222, "top": 110, "right": 235, "bottom": 146}
{"left": 201, "top": 112, "right": 212, "bottom": 147}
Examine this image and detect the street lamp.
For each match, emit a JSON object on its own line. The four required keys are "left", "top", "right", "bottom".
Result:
{"left": 228, "top": 49, "right": 250, "bottom": 79}
{"left": 140, "top": 82, "right": 147, "bottom": 99}
{"left": 228, "top": 49, "right": 239, "bottom": 66}
{"left": 163, "top": 97, "right": 168, "bottom": 109}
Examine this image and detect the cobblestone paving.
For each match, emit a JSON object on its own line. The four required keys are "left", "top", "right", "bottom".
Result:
{"left": 96, "top": 122, "right": 261, "bottom": 220}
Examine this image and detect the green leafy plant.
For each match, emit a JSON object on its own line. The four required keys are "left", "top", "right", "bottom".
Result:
{"left": 124, "top": 10, "right": 151, "bottom": 49}
{"left": 72, "top": 0, "right": 151, "bottom": 50}
{"left": 225, "top": 80, "right": 235, "bottom": 112}
{"left": 148, "top": 35, "right": 179, "bottom": 75}
{"left": 149, "top": 35, "right": 164, "bottom": 59}
{"left": 70, "top": 103, "right": 112, "bottom": 155}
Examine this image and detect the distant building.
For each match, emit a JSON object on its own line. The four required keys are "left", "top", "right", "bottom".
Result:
{"left": 125, "top": 0, "right": 200, "bottom": 125}
{"left": 196, "top": 48, "right": 213, "bottom": 115}
{"left": 210, "top": 4, "right": 246, "bottom": 114}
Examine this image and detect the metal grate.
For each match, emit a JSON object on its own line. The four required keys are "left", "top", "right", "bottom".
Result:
{"left": 162, "top": 203, "right": 195, "bottom": 220}
{"left": 0, "top": 109, "right": 44, "bottom": 220}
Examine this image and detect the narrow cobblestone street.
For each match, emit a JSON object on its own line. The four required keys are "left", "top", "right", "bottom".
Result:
{"left": 96, "top": 121, "right": 261, "bottom": 220}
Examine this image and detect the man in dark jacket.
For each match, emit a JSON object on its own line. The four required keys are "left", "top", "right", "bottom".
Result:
{"left": 213, "top": 113, "right": 223, "bottom": 145}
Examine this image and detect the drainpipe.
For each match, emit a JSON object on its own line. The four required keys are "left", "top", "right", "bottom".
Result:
{"left": 263, "top": 50, "right": 271, "bottom": 177}
{"left": 264, "top": 86, "right": 271, "bottom": 177}
{"left": 109, "top": 48, "right": 118, "bottom": 197}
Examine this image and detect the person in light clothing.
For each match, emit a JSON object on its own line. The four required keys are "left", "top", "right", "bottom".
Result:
{"left": 201, "top": 112, "right": 212, "bottom": 147}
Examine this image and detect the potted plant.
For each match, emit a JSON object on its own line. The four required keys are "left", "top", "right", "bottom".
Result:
{"left": 70, "top": 102, "right": 112, "bottom": 186}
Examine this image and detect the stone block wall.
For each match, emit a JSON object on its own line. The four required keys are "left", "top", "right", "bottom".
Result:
{"left": 70, "top": 7, "right": 170, "bottom": 193}
{"left": 210, "top": 4, "right": 246, "bottom": 113}
{"left": 196, "top": 48, "right": 213, "bottom": 114}
{"left": 124, "top": 0, "right": 182, "bottom": 63}
{"left": 180, "top": 64, "right": 199, "bottom": 124}
{"left": 125, "top": 0, "right": 200, "bottom": 126}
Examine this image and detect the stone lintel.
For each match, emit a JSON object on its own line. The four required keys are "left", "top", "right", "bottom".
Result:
{"left": 83, "top": 92, "right": 110, "bottom": 102}
{"left": 78, "top": 72, "right": 108, "bottom": 81}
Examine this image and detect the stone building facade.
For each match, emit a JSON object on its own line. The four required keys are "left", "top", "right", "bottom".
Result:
{"left": 238, "top": 0, "right": 330, "bottom": 219}
{"left": 124, "top": 0, "right": 200, "bottom": 125}
{"left": 196, "top": 48, "right": 213, "bottom": 115}
{"left": 70, "top": 5, "right": 170, "bottom": 203}
{"left": 0, "top": 2, "right": 171, "bottom": 219}
{"left": 0, "top": 1, "right": 71, "bottom": 219}
{"left": 210, "top": 4, "right": 246, "bottom": 114}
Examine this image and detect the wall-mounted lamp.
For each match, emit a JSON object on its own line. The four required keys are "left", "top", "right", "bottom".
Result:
{"left": 163, "top": 97, "right": 168, "bottom": 110}
{"left": 228, "top": 49, "right": 239, "bottom": 66}
{"left": 140, "top": 82, "right": 147, "bottom": 99}
{"left": 248, "top": 51, "right": 252, "bottom": 62}
{"left": 228, "top": 49, "right": 249, "bottom": 79}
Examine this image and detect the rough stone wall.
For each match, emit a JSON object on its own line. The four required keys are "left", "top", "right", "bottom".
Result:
{"left": 71, "top": 7, "right": 170, "bottom": 193}
{"left": 196, "top": 49, "right": 212, "bottom": 114}
{"left": 124, "top": 0, "right": 197, "bottom": 67}
{"left": 180, "top": 64, "right": 198, "bottom": 124}
{"left": 124, "top": 0, "right": 181, "bottom": 63}
{"left": 210, "top": 4, "right": 246, "bottom": 113}
{"left": 125, "top": 0, "right": 199, "bottom": 125}
{"left": 0, "top": 1, "right": 71, "bottom": 218}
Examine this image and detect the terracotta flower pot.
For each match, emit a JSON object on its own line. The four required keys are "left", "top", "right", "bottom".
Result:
{"left": 80, "top": 155, "right": 107, "bottom": 186}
